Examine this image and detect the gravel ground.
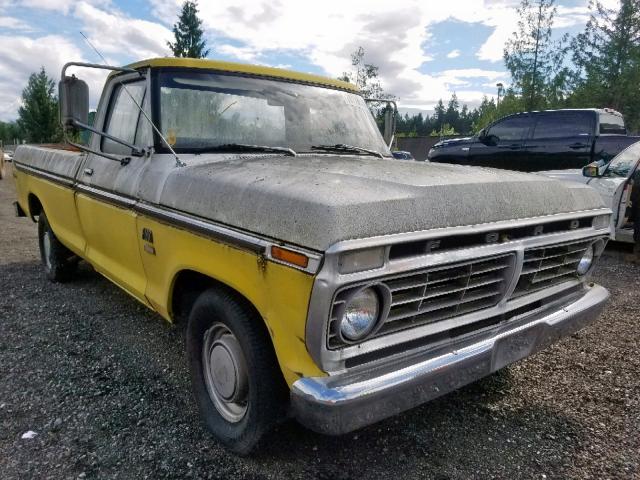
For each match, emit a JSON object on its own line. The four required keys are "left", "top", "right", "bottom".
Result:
{"left": 1, "top": 163, "right": 638, "bottom": 479}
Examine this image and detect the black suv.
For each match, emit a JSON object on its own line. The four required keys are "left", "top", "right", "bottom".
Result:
{"left": 427, "top": 109, "right": 639, "bottom": 172}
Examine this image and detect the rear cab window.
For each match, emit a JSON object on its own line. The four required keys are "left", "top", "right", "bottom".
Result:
{"left": 599, "top": 112, "right": 626, "bottom": 135}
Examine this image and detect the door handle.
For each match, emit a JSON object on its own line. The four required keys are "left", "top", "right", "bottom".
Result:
{"left": 569, "top": 143, "right": 587, "bottom": 149}
{"left": 499, "top": 144, "right": 521, "bottom": 150}
{"left": 83, "top": 168, "right": 93, "bottom": 176}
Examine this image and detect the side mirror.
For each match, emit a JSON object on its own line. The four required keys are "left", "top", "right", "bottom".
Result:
{"left": 582, "top": 159, "right": 608, "bottom": 178}
{"left": 365, "top": 98, "right": 397, "bottom": 148}
{"left": 383, "top": 106, "right": 396, "bottom": 147}
{"left": 59, "top": 75, "right": 89, "bottom": 129}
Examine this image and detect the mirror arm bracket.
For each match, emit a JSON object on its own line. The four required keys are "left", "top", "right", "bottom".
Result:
{"left": 64, "top": 135, "right": 131, "bottom": 166}
{"left": 61, "top": 62, "right": 141, "bottom": 79}
{"left": 72, "top": 120, "right": 145, "bottom": 157}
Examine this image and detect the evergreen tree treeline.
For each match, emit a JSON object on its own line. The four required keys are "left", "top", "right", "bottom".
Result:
{"left": 398, "top": 0, "right": 640, "bottom": 137}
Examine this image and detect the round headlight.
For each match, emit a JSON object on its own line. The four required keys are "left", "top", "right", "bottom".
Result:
{"left": 577, "top": 245, "right": 594, "bottom": 275}
{"left": 340, "top": 288, "right": 380, "bottom": 341}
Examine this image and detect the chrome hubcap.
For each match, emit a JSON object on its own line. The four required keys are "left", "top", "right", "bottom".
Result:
{"left": 43, "top": 231, "right": 52, "bottom": 270}
{"left": 202, "top": 323, "right": 248, "bottom": 423}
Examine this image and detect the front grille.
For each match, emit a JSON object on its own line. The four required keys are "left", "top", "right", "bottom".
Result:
{"left": 327, "top": 254, "right": 514, "bottom": 349}
{"left": 388, "top": 216, "right": 596, "bottom": 260}
{"left": 512, "top": 238, "right": 594, "bottom": 297}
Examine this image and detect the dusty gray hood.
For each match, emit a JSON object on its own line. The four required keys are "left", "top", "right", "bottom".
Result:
{"left": 538, "top": 169, "right": 590, "bottom": 185}
{"left": 156, "top": 155, "right": 605, "bottom": 251}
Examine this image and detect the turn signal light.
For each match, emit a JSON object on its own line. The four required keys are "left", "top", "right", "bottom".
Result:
{"left": 271, "top": 246, "right": 309, "bottom": 268}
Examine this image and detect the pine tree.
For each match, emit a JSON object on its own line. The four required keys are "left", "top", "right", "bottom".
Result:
{"left": 504, "top": 0, "right": 570, "bottom": 110}
{"left": 433, "top": 99, "right": 446, "bottom": 131}
{"left": 167, "top": 1, "right": 209, "bottom": 58}
{"left": 17, "top": 67, "right": 61, "bottom": 144}
{"left": 339, "top": 46, "right": 389, "bottom": 99}
{"left": 570, "top": 0, "right": 640, "bottom": 130}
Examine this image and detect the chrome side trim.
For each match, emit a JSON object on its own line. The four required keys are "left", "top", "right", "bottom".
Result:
{"left": 292, "top": 284, "right": 609, "bottom": 435}
{"left": 16, "top": 161, "right": 322, "bottom": 273}
{"left": 76, "top": 184, "right": 137, "bottom": 209}
{"left": 136, "top": 202, "right": 267, "bottom": 255}
{"left": 14, "top": 161, "right": 75, "bottom": 187}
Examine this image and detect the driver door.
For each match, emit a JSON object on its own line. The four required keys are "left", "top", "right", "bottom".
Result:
{"left": 75, "top": 74, "right": 152, "bottom": 303}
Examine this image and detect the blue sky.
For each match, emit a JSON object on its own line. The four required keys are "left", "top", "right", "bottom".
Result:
{"left": 0, "top": 0, "right": 617, "bottom": 121}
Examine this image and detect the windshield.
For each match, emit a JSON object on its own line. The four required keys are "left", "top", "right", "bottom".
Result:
{"left": 604, "top": 141, "right": 640, "bottom": 178}
{"left": 157, "top": 70, "right": 390, "bottom": 155}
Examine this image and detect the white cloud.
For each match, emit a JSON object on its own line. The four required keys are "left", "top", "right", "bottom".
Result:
{"left": 1, "top": 0, "right": 111, "bottom": 15}
{"left": 148, "top": 0, "right": 519, "bottom": 108}
{"left": 0, "top": 35, "right": 82, "bottom": 120}
{"left": 475, "top": 3, "right": 595, "bottom": 61}
{"left": 0, "top": 0, "right": 598, "bottom": 118}
{"left": 74, "top": 2, "right": 171, "bottom": 59}
{"left": 0, "top": 15, "right": 32, "bottom": 31}
{"left": 215, "top": 44, "right": 260, "bottom": 62}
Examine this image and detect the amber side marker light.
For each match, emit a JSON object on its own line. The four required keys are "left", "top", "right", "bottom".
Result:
{"left": 271, "top": 246, "right": 309, "bottom": 268}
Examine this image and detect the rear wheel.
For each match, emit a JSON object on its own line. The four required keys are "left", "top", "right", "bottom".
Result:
{"left": 186, "top": 288, "right": 287, "bottom": 454}
{"left": 38, "top": 212, "right": 77, "bottom": 282}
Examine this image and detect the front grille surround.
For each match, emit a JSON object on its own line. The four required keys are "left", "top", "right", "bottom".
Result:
{"left": 326, "top": 236, "right": 607, "bottom": 352}
{"left": 306, "top": 208, "right": 612, "bottom": 373}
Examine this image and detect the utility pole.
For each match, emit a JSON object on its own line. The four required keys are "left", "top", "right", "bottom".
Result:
{"left": 496, "top": 83, "right": 504, "bottom": 108}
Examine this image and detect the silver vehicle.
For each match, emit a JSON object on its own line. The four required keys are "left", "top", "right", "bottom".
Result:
{"left": 541, "top": 141, "right": 640, "bottom": 243}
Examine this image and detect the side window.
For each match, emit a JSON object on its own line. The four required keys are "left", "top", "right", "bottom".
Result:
{"left": 599, "top": 113, "right": 626, "bottom": 134}
{"left": 488, "top": 116, "right": 530, "bottom": 142}
{"left": 532, "top": 112, "right": 592, "bottom": 139}
{"left": 102, "top": 82, "right": 146, "bottom": 155}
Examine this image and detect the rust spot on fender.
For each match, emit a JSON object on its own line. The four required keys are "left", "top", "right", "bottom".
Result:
{"left": 257, "top": 254, "right": 267, "bottom": 273}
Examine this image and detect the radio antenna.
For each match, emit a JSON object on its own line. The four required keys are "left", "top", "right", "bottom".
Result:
{"left": 79, "top": 31, "right": 185, "bottom": 167}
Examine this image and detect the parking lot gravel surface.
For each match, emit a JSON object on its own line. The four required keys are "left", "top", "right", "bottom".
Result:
{"left": 1, "top": 163, "right": 639, "bottom": 479}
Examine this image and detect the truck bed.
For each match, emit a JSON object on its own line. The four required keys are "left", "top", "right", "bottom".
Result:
{"left": 14, "top": 144, "right": 85, "bottom": 183}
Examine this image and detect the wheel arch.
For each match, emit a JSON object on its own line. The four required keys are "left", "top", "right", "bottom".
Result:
{"left": 169, "top": 269, "right": 265, "bottom": 331}
{"left": 27, "top": 192, "right": 43, "bottom": 221}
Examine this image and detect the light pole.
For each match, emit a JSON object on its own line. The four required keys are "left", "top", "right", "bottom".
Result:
{"left": 496, "top": 82, "right": 504, "bottom": 108}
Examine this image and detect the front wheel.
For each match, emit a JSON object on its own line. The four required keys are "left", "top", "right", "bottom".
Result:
{"left": 38, "top": 212, "right": 77, "bottom": 282}
{"left": 186, "top": 288, "right": 287, "bottom": 454}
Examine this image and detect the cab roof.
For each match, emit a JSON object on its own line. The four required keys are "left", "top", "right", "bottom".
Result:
{"left": 125, "top": 57, "right": 358, "bottom": 93}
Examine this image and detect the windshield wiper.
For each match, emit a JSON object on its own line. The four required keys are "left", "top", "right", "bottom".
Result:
{"left": 191, "top": 143, "right": 296, "bottom": 156}
{"left": 310, "top": 143, "right": 385, "bottom": 158}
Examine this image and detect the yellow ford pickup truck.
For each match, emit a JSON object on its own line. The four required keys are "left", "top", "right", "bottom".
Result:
{"left": 13, "top": 57, "right": 612, "bottom": 453}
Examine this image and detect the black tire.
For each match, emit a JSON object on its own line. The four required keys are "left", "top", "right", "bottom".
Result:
{"left": 186, "top": 288, "right": 287, "bottom": 454}
{"left": 38, "top": 212, "right": 77, "bottom": 282}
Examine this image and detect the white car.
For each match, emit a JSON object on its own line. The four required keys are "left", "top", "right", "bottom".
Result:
{"left": 541, "top": 141, "right": 639, "bottom": 243}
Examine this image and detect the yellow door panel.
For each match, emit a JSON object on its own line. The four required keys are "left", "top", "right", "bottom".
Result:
{"left": 75, "top": 193, "right": 148, "bottom": 304}
{"left": 17, "top": 172, "right": 85, "bottom": 256}
{"left": 136, "top": 216, "right": 325, "bottom": 385}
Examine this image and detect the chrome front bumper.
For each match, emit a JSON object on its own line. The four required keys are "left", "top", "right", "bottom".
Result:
{"left": 291, "top": 284, "right": 609, "bottom": 435}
